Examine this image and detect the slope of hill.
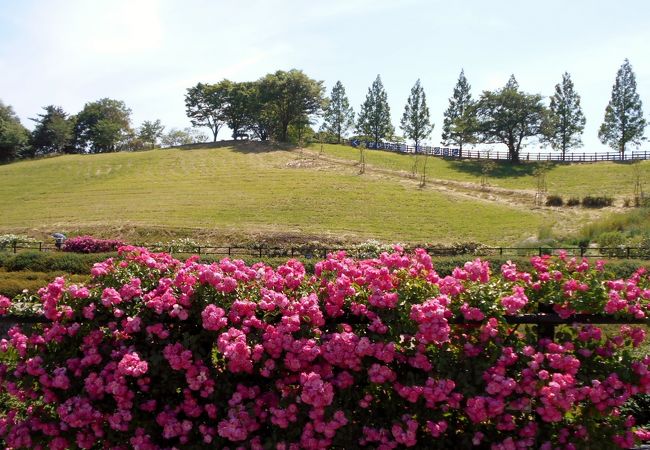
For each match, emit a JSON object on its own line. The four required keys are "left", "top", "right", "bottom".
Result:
{"left": 0, "top": 142, "right": 631, "bottom": 245}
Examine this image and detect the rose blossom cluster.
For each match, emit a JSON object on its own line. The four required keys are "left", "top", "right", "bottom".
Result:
{"left": 0, "top": 246, "right": 648, "bottom": 449}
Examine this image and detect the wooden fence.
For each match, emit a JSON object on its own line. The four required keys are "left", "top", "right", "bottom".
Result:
{"left": 346, "top": 140, "right": 650, "bottom": 163}
{"left": 3, "top": 242, "right": 650, "bottom": 260}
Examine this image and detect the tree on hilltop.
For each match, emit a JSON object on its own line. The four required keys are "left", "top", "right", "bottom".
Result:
{"left": 473, "top": 75, "right": 547, "bottom": 163}
{"left": 599, "top": 59, "right": 646, "bottom": 156}
{"left": 357, "top": 75, "right": 394, "bottom": 147}
{"left": 401, "top": 79, "right": 434, "bottom": 179}
{"left": 185, "top": 82, "right": 227, "bottom": 142}
{"left": 257, "top": 69, "right": 325, "bottom": 142}
{"left": 322, "top": 81, "right": 355, "bottom": 144}
{"left": 138, "top": 119, "right": 165, "bottom": 149}
{"left": 73, "top": 98, "right": 132, "bottom": 153}
{"left": 543, "top": 72, "right": 585, "bottom": 160}
{"left": 29, "top": 105, "right": 75, "bottom": 156}
{"left": 0, "top": 100, "right": 29, "bottom": 162}
{"left": 441, "top": 69, "right": 476, "bottom": 154}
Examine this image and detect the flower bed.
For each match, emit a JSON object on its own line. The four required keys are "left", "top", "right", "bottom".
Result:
{"left": 62, "top": 235, "right": 125, "bottom": 253}
{"left": 0, "top": 247, "right": 649, "bottom": 449}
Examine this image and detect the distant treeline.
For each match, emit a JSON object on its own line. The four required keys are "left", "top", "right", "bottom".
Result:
{"left": 0, "top": 61, "right": 646, "bottom": 164}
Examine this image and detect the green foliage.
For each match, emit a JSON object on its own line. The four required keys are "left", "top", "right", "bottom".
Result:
{"left": 597, "top": 230, "right": 626, "bottom": 249}
{"left": 257, "top": 69, "right": 325, "bottom": 142}
{"left": 0, "top": 100, "right": 29, "bottom": 163}
{"left": 73, "top": 98, "right": 132, "bottom": 153}
{"left": 544, "top": 72, "right": 586, "bottom": 159}
{"left": 441, "top": 69, "right": 476, "bottom": 152}
{"left": 356, "top": 75, "right": 394, "bottom": 145}
{"left": 0, "top": 251, "right": 115, "bottom": 274}
{"left": 599, "top": 59, "right": 647, "bottom": 154}
{"left": 322, "top": 81, "right": 355, "bottom": 144}
{"left": 29, "top": 105, "right": 75, "bottom": 156}
{"left": 474, "top": 75, "right": 547, "bottom": 162}
{"left": 185, "top": 82, "right": 226, "bottom": 142}
{"left": 400, "top": 79, "right": 434, "bottom": 148}
{"left": 0, "top": 269, "right": 87, "bottom": 298}
{"left": 138, "top": 119, "right": 165, "bottom": 149}
{"left": 222, "top": 80, "right": 256, "bottom": 140}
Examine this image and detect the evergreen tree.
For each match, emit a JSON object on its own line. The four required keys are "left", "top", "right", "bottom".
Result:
{"left": 322, "top": 81, "right": 355, "bottom": 144}
{"left": 598, "top": 59, "right": 647, "bottom": 155}
{"left": 401, "top": 79, "right": 434, "bottom": 182}
{"left": 441, "top": 69, "right": 475, "bottom": 153}
{"left": 543, "top": 72, "right": 585, "bottom": 160}
{"left": 30, "top": 105, "right": 74, "bottom": 156}
{"left": 357, "top": 75, "right": 394, "bottom": 146}
{"left": 401, "top": 79, "right": 434, "bottom": 150}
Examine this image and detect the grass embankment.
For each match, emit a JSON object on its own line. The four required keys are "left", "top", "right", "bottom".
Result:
{"left": 0, "top": 142, "right": 550, "bottom": 245}
{"left": 311, "top": 143, "right": 650, "bottom": 199}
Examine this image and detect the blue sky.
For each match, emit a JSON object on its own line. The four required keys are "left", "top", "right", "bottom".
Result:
{"left": 1, "top": 0, "right": 649, "bottom": 153}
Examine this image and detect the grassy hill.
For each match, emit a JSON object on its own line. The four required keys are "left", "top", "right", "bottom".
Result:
{"left": 0, "top": 141, "right": 645, "bottom": 246}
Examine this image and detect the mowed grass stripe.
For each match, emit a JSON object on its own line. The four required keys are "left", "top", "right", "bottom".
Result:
{"left": 312, "top": 144, "right": 650, "bottom": 197}
{"left": 0, "top": 145, "right": 546, "bottom": 243}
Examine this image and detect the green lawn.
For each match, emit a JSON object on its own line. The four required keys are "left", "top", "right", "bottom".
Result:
{"left": 311, "top": 143, "right": 650, "bottom": 198}
{"left": 0, "top": 143, "right": 559, "bottom": 245}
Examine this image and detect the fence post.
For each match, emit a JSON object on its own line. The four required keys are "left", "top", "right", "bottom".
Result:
{"left": 627, "top": 247, "right": 631, "bottom": 259}
{"left": 538, "top": 304, "right": 555, "bottom": 341}
{"left": 539, "top": 247, "right": 543, "bottom": 257}
{"left": 13, "top": 241, "right": 17, "bottom": 254}
{"left": 259, "top": 248, "right": 263, "bottom": 258}
{"left": 39, "top": 242, "right": 42, "bottom": 252}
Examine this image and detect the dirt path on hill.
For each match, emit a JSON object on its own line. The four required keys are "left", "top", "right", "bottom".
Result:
{"left": 289, "top": 147, "right": 608, "bottom": 236}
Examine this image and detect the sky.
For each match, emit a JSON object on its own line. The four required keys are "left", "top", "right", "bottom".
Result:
{"left": 1, "top": 0, "right": 649, "bottom": 153}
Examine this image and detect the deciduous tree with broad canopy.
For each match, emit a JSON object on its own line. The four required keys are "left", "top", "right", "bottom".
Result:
{"left": 473, "top": 76, "right": 547, "bottom": 163}
{"left": 257, "top": 69, "right": 325, "bottom": 142}
{"left": 185, "top": 82, "right": 227, "bottom": 142}
{"left": 138, "top": 120, "right": 165, "bottom": 149}
{"left": 598, "top": 59, "right": 646, "bottom": 156}
{"left": 0, "top": 100, "right": 29, "bottom": 163}
{"left": 73, "top": 98, "right": 132, "bottom": 153}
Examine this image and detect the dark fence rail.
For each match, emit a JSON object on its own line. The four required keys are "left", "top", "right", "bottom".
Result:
{"left": 1, "top": 313, "right": 647, "bottom": 341}
{"left": 4, "top": 243, "right": 650, "bottom": 260}
{"left": 345, "top": 140, "right": 650, "bottom": 163}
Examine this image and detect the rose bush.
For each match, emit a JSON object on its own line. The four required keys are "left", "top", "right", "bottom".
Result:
{"left": 62, "top": 236, "right": 125, "bottom": 253}
{"left": 0, "top": 246, "right": 649, "bottom": 449}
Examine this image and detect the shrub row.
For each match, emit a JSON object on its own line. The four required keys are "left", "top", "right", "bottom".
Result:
{"left": 545, "top": 195, "right": 614, "bottom": 208}
{"left": 0, "top": 247, "right": 649, "bottom": 448}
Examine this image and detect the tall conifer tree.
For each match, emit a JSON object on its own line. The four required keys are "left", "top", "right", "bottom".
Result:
{"left": 356, "top": 75, "right": 394, "bottom": 146}
{"left": 442, "top": 69, "right": 475, "bottom": 153}
{"left": 599, "top": 59, "right": 646, "bottom": 155}
{"left": 544, "top": 72, "right": 586, "bottom": 160}
{"left": 322, "top": 81, "right": 355, "bottom": 144}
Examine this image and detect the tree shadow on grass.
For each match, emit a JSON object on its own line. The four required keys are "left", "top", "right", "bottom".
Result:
{"left": 444, "top": 158, "right": 549, "bottom": 179}
{"left": 179, "top": 140, "right": 295, "bottom": 154}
